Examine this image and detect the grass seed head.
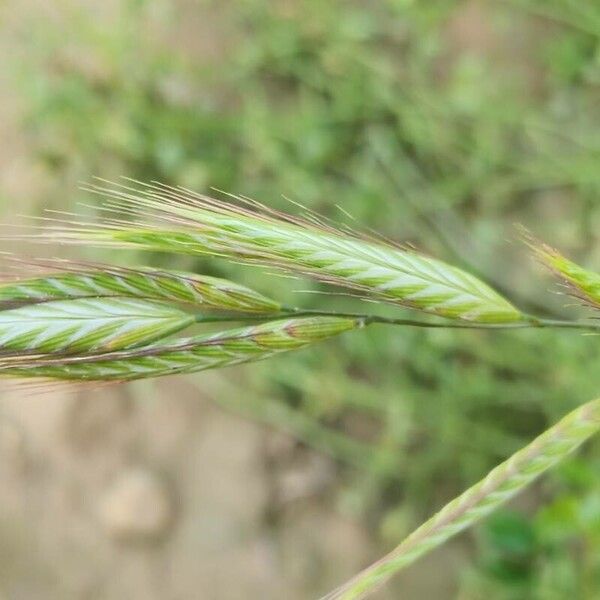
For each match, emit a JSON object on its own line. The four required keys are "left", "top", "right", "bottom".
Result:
{"left": 50, "top": 181, "right": 522, "bottom": 323}
{"left": 0, "top": 264, "right": 280, "bottom": 313}
{"left": 532, "top": 241, "right": 600, "bottom": 310}
{"left": 0, "top": 316, "right": 359, "bottom": 381}
{"left": 0, "top": 297, "right": 195, "bottom": 354}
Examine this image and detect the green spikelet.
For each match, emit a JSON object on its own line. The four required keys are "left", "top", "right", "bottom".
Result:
{"left": 54, "top": 182, "right": 522, "bottom": 323}
{"left": 0, "top": 316, "right": 360, "bottom": 381}
{"left": 323, "top": 398, "right": 600, "bottom": 599}
{"left": 0, "top": 298, "right": 195, "bottom": 354}
{"left": 534, "top": 243, "right": 600, "bottom": 309}
{"left": 0, "top": 266, "right": 280, "bottom": 313}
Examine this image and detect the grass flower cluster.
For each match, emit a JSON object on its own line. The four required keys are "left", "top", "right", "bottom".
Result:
{"left": 5, "top": 180, "right": 600, "bottom": 597}
{"left": 0, "top": 316, "right": 359, "bottom": 382}
{"left": 0, "top": 264, "right": 282, "bottom": 313}
{"left": 53, "top": 181, "right": 523, "bottom": 322}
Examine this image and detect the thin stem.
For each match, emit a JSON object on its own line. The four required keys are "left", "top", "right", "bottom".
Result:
{"left": 195, "top": 308, "right": 600, "bottom": 333}
{"left": 321, "top": 398, "right": 600, "bottom": 600}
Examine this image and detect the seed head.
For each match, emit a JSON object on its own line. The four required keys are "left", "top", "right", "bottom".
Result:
{"left": 532, "top": 242, "right": 600, "bottom": 311}
{"left": 0, "top": 316, "right": 359, "bottom": 381}
{"left": 48, "top": 181, "right": 522, "bottom": 323}
{"left": 0, "top": 298, "right": 195, "bottom": 354}
{"left": 0, "top": 263, "right": 280, "bottom": 313}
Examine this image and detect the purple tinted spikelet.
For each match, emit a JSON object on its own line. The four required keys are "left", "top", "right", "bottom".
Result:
{"left": 531, "top": 241, "right": 600, "bottom": 310}
{"left": 0, "top": 316, "right": 359, "bottom": 381}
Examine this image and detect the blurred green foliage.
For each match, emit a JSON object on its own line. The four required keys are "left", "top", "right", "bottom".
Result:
{"left": 6, "top": 0, "right": 600, "bottom": 596}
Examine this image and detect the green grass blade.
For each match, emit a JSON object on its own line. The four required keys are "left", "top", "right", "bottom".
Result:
{"left": 321, "top": 398, "right": 600, "bottom": 599}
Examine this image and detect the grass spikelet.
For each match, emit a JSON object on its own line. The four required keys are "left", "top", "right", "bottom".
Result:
{"left": 531, "top": 241, "right": 600, "bottom": 310}
{"left": 0, "top": 316, "right": 360, "bottom": 381}
{"left": 0, "top": 298, "right": 195, "bottom": 354}
{"left": 0, "top": 263, "right": 280, "bottom": 313}
{"left": 47, "top": 181, "right": 522, "bottom": 323}
{"left": 322, "top": 398, "right": 600, "bottom": 599}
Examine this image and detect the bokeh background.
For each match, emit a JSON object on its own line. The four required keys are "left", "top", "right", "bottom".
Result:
{"left": 1, "top": 1, "right": 600, "bottom": 598}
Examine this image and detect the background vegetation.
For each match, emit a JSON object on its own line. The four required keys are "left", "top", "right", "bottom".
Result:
{"left": 1, "top": 0, "right": 600, "bottom": 597}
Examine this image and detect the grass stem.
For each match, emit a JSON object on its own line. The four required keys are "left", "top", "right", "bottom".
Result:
{"left": 197, "top": 308, "right": 600, "bottom": 333}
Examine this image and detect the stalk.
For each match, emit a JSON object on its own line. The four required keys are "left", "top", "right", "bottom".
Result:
{"left": 198, "top": 308, "right": 600, "bottom": 333}
{"left": 322, "top": 398, "right": 600, "bottom": 600}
